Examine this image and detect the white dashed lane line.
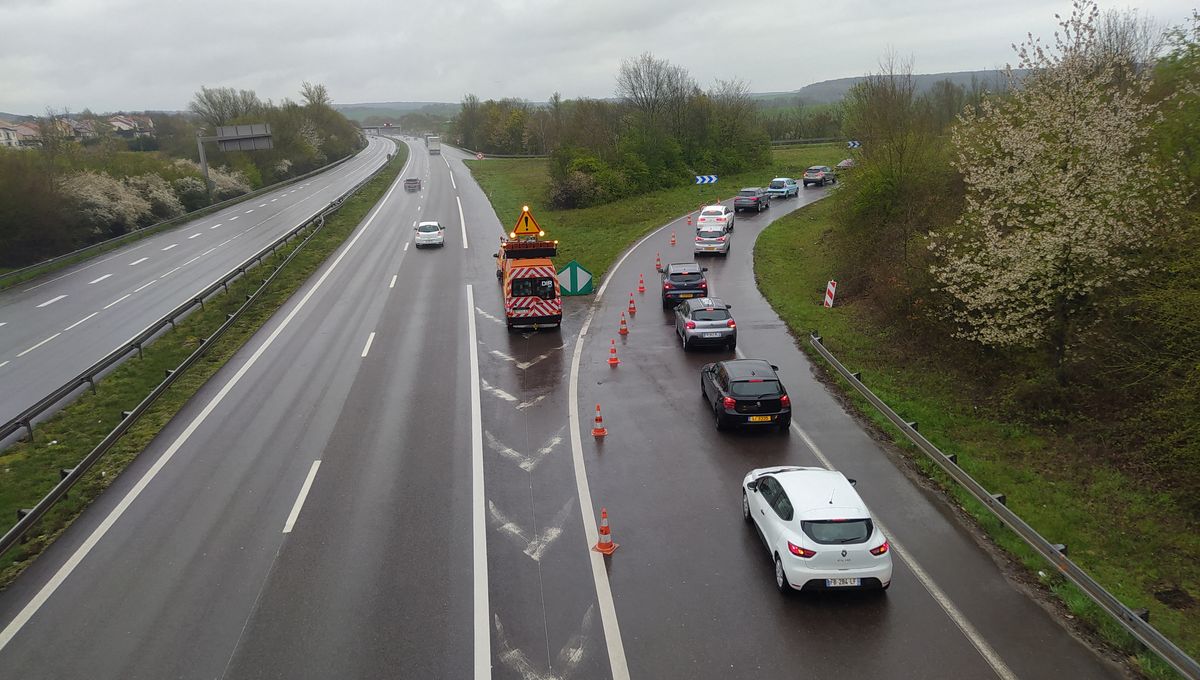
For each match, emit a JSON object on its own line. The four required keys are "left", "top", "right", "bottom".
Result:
{"left": 259, "top": 203, "right": 267, "bottom": 207}
{"left": 134, "top": 280, "right": 155, "bottom": 293}
{"left": 103, "top": 294, "right": 130, "bottom": 310}
{"left": 128, "top": 257, "right": 148, "bottom": 266}
{"left": 162, "top": 244, "right": 178, "bottom": 251}
{"left": 63, "top": 312, "right": 98, "bottom": 331}
{"left": 188, "top": 233, "right": 201, "bottom": 239}
{"left": 0, "top": 361, "right": 8, "bottom": 369}
{"left": 230, "top": 216, "right": 239, "bottom": 221}
{"left": 270, "top": 198, "right": 277, "bottom": 202}
{"left": 87, "top": 275, "right": 111, "bottom": 285}
{"left": 17, "top": 333, "right": 61, "bottom": 357}
{"left": 210, "top": 223, "right": 223, "bottom": 229}
{"left": 360, "top": 331, "right": 376, "bottom": 358}
{"left": 160, "top": 267, "right": 181, "bottom": 278}
{"left": 244, "top": 209, "right": 254, "bottom": 214}
{"left": 36, "top": 295, "right": 67, "bottom": 308}
{"left": 389, "top": 275, "right": 397, "bottom": 289}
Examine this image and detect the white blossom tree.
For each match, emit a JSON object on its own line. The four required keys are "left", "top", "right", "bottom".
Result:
{"left": 928, "top": 0, "right": 1188, "bottom": 382}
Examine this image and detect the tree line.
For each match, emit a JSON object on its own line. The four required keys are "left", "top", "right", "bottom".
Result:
{"left": 0, "top": 83, "right": 364, "bottom": 268}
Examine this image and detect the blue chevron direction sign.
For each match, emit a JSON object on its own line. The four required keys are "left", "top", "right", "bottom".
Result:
{"left": 847, "top": 140, "right": 862, "bottom": 148}
{"left": 694, "top": 175, "right": 718, "bottom": 185}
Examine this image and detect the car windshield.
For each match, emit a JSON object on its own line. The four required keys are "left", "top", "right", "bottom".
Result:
{"left": 769, "top": 180, "right": 785, "bottom": 188}
{"left": 669, "top": 272, "right": 703, "bottom": 283}
{"left": 737, "top": 190, "right": 757, "bottom": 197}
{"left": 697, "top": 229, "right": 724, "bottom": 239}
{"left": 729, "top": 379, "right": 781, "bottom": 397}
{"left": 801, "top": 519, "right": 873, "bottom": 545}
{"left": 692, "top": 309, "right": 730, "bottom": 321}
{"left": 417, "top": 223, "right": 440, "bottom": 233}
{"left": 700, "top": 209, "right": 724, "bottom": 217}
{"left": 511, "top": 277, "right": 556, "bottom": 299}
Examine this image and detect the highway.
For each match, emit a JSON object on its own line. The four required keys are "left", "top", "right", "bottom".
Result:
{"left": 0, "top": 140, "right": 1125, "bottom": 679}
{"left": 0, "top": 134, "right": 395, "bottom": 427}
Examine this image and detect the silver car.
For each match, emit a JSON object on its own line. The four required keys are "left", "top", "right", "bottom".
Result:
{"left": 674, "top": 297, "right": 736, "bottom": 351}
{"left": 693, "top": 226, "right": 731, "bottom": 256}
{"left": 414, "top": 220, "right": 445, "bottom": 248}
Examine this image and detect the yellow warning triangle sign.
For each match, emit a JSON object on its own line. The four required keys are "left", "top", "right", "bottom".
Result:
{"left": 512, "top": 208, "right": 542, "bottom": 237}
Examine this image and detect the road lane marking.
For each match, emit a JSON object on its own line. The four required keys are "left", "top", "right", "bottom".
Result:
{"left": 360, "top": 331, "right": 376, "bottom": 358}
{"left": 128, "top": 257, "right": 148, "bottom": 266}
{"left": 457, "top": 196, "right": 468, "bottom": 249}
{"left": 465, "top": 284, "right": 490, "bottom": 680}
{"left": 0, "top": 361, "right": 8, "bottom": 369}
{"left": 403, "top": 242, "right": 409, "bottom": 252}
{"left": 449, "top": 170, "right": 457, "bottom": 189}
{"left": 281, "top": 460, "right": 322, "bottom": 534}
{"left": 258, "top": 203, "right": 267, "bottom": 207}
{"left": 17, "top": 333, "right": 61, "bottom": 357}
{"left": 244, "top": 209, "right": 254, "bottom": 214}
{"left": 479, "top": 379, "right": 544, "bottom": 410}
{"left": 87, "top": 275, "right": 112, "bottom": 285}
{"left": 210, "top": 223, "right": 223, "bottom": 229}
{"left": 162, "top": 244, "right": 178, "bottom": 251}
{"left": 485, "top": 428, "right": 563, "bottom": 472}
{"left": 230, "top": 216, "right": 239, "bottom": 221}
{"left": 270, "top": 198, "right": 277, "bottom": 202}
{"left": 36, "top": 295, "right": 67, "bottom": 308}
{"left": 22, "top": 242, "right": 150, "bottom": 292}
{"left": 160, "top": 267, "right": 180, "bottom": 278}
{"left": 788, "top": 420, "right": 1018, "bottom": 680}
{"left": 0, "top": 150, "right": 413, "bottom": 655}
{"left": 134, "top": 280, "right": 155, "bottom": 293}
{"left": 63, "top": 312, "right": 98, "bottom": 331}
{"left": 103, "top": 294, "right": 131, "bottom": 309}
{"left": 488, "top": 497, "right": 573, "bottom": 561}
{"left": 188, "top": 233, "right": 201, "bottom": 239}
{"left": 389, "top": 275, "right": 397, "bottom": 289}
{"left": 474, "top": 307, "right": 505, "bottom": 325}
{"left": 0, "top": 322, "right": 6, "bottom": 327}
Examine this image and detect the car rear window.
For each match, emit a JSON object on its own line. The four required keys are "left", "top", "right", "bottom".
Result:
{"left": 692, "top": 309, "right": 730, "bottom": 321}
{"left": 700, "top": 208, "right": 724, "bottom": 217}
{"left": 417, "top": 223, "right": 439, "bottom": 232}
{"left": 801, "top": 519, "right": 873, "bottom": 545}
{"left": 729, "top": 379, "right": 781, "bottom": 397}
{"left": 697, "top": 229, "right": 724, "bottom": 239}
{"left": 807, "top": 167, "right": 823, "bottom": 173}
{"left": 769, "top": 180, "right": 785, "bottom": 188}
{"left": 738, "top": 190, "right": 757, "bottom": 197}
{"left": 669, "top": 272, "right": 703, "bottom": 283}
{"left": 511, "top": 277, "right": 556, "bottom": 299}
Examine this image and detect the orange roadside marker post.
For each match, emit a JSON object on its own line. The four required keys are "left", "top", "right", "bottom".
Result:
{"left": 592, "top": 404, "right": 608, "bottom": 438}
{"left": 593, "top": 508, "right": 618, "bottom": 555}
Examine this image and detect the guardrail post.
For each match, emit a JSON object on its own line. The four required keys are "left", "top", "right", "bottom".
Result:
{"left": 851, "top": 371, "right": 862, "bottom": 382}
{"left": 16, "top": 508, "right": 31, "bottom": 520}
{"left": 21, "top": 419, "right": 34, "bottom": 441}
{"left": 1052, "top": 543, "right": 1068, "bottom": 556}
{"left": 135, "top": 342, "right": 143, "bottom": 359}
{"left": 1134, "top": 608, "right": 1151, "bottom": 623}
{"left": 196, "top": 296, "right": 204, "bottom": 310}
{"left": 906, "top": 420, "right": 918, "bottom": 431}
{"left": 60, "top": 468, "right": 74, "bottom": 480}
{"left": 165, "top": 369, "right": 175, "bottom": 378}
{"left": 990, "top": 493, "right": 1007, "bottom": 506}
{"left": 946, "top": 453, "right": 958, "bottom": 465}
{"left": 121, "top": 410, "right": 132, "bottom": 419}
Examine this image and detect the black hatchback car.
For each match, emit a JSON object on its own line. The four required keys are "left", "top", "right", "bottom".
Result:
{"left": 700, "top": 359, "right": 791, "bottom": 431}
{"left": 661, "top": 262, "right": 709, "bottom": 309}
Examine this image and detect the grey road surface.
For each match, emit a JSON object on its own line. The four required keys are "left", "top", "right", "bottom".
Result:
{"left": 0, "top": 141, "right": 1125, "bottom": 679}
{"left": 0, "top": 135, "right": 394, "bottom": 426}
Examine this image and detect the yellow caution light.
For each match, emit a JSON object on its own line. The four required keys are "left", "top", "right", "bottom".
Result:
{"left": 509, "top": 231, "right": 517, "bottom": 239}
{"left": 522, "top": 205, "right": 530, "bottom": 212}
{"left": 538, "top": 230, "right": 545, "bottom": 237}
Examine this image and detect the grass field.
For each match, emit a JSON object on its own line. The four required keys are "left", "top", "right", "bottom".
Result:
{"left": 465, "top": 144, "right": 846, "bottom": 283}
{"left": 755, "top": 197, "right": 1199, "bottom": 679}
{"left": 0, "top": 146, "right": 409, "bottom": 588}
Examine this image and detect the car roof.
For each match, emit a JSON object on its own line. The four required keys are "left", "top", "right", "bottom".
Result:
{"left": 720, "top": 359, "right": 777, "bottom": 379}
{"left": 739, "top": 187, "right": 762, "bottom": 191}
{"left": 770, "top": 177, "right": 792, "bottom": 182}
{"left": 417, "top": 221, "right": 441, "bottom": 227}
{"left": 806, "top": 166, "right": 827, "bottom": 171}
{"left": 700, "top": 204, "right": 728, "bottom": 211}
{"left": 757, "top": 467, "right": 870, "bottom": 517}
{"left": 683, "top": 297, "right": 727, "bottom": 310}
{"left": 666, "top": 262, "right": 702, "bottom": 273}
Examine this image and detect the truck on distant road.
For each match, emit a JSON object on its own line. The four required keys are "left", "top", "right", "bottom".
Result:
{"left": 427, "top": 136, "right": 441, "bottom": 155}
{"left": 404, "top": 178, "right": 422, "bottom": 192}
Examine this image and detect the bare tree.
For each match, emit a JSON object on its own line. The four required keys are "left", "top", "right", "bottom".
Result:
{"left": 189, "top": 86, "right": 264, "bottom": 128}
{"left": 300, "top": 81, "right": 332, "bottom": 108}
{"left": 1096, "top": 6, "right": 1165, "bottom": 78}
{"left": 615, "top": 52, "right": 695, "bottom": 133}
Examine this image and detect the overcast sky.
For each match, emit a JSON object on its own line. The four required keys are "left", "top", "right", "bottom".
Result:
{"left": 1, "top": 0, "right": 1195, "bottom": 115}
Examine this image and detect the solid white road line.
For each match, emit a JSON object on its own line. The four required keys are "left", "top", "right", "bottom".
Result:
{"left": 0, "top": 150, "right": 412, "bottom": 655}
{"left": 36, "top": 295, "right": 67, "bottom": 308}
{"left": 457, "top": 196, "right": 468, "bottom": 250}
{"left": 465, "top": 284, "right": 490, "bottom": 680}
{"left": 87, "top": 275, "right": 112, "bottom": 285}
{"left": 449, "top": 170, "right": 457, "bottom": 190}
{"left": 788, "top": 421, "right": 1018, "bottom": 680}
{"left": 103, "top": 294, "right": 131, "bottom": 310}
{"left": 63, "top": 312, "right": 98, "bottom": 331}
{"left": 188, "top": 233, "right": 201, "bottom": 239}
{"left": 389, "top": 275, "right": 397, "bottom": 289}
{"left": 17, "top": 333, "right": 61, "bottom": 357}
{"left": 282, "top": 460, "right": 322, "bottom": 534}
{"left": 134, "top": 280, "right": 155, "bottom": 293}
{"left": 210, "top": 223, "right": 223, "bottom": 229}
{"left": 360, "top": 331, "right": 376, "bottom": 358}
{"left": 162, "top": 244, "right": 178, "bottom": 251}
{"left": 128, "top": 257, "right": 148, "bottom": 266}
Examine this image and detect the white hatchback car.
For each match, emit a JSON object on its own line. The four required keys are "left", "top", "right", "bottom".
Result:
{"left": 742, "top": 466, "right": 892, "bottom": 594}
{"left": 695, "top": 205, "right": 734, "bottom": 232}
{"left": 414, "top": 221, "right": 445, "bottom": 248}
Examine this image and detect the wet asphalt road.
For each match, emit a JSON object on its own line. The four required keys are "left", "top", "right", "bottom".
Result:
{"left": 0, "top": 135, "right": 394, "bottom": 427}
{"left": 0, "top": 141, "right": 1125, "bottom": 679}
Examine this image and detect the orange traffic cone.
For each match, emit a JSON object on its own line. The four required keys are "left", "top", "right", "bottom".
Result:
{"left": 608, "top": 338, "right": 620, "bottom": 366}
{"left": 655, "top": 252, "right": 662, "bottom": 271}
{"left": 687, "top": 213, "right": 692, "bottom": 226}
{"left": 637, "top": 274, "right": 646, "bottom": 294}
{"left": 628, "top": 293, "right": 637, "bottom": 316}
{"left": 670, "top": 231, "right": 676, "bottom": 247}
{"left": 593, "top": 508, "right": 618, "bottom": 555}
{"left": 618, "top": 312, "right": 629, "bottom": 336}
{"left": 592, "top": 404, "right": 607, "bottom": 438}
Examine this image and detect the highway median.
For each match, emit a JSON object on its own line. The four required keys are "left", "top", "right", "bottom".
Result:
{"left": 0, "top": 141, "right": 409, "bottom": 588}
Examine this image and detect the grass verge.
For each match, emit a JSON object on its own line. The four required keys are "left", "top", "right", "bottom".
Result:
{"left": 465, "top": 145, "right": 846, "bottom": 282}
{"left": 755, "top": 196, "right": 1198, "bottom": 679}
{"left": 0, "top": 143, "right": 408, "bottom": 589}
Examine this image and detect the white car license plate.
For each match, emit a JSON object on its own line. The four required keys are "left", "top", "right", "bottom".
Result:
{"left": 826, "top": 577, "right": 861, "bottom": 588}
{"left": 703, "top": 333, "right": 722, "bottom": 338}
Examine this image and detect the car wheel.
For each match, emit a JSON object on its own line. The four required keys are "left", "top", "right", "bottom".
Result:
{"left": 742, "top": 490, "right": 752, "bottom": 522}
{"left": 714, "top": 406, "right": 729, "bottom": 431}
{"left": 778, "top": 415, "right": 791, "bottom": 432}
{"left": 775, "top": 555, "right": 792, "bottom": 594}
{"left": 682, "top": 334, "right": 691, "bottom": 351}
{"left": 727, "top": 338, "right": 736, "bottom": 351}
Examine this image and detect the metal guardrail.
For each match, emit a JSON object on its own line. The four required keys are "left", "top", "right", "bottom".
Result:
{"left": 0, "top": 149, "right": 366, "bottom": 289}
{"left": 769, "top": 137, "right": 844, "bottom": 147}
{"left": 452, "top": 144, "right": 548, "bottom": 159}
{"left": 807, "top": 331, "right": 1200, "bottom": 679}
{"left": 0, "top": 147, "right": 398, "bottom": 558}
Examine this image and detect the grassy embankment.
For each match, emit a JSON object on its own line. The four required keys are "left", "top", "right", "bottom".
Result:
{"left": 465, "top": 144, "right": 844, "bottom": 282}
{"left": 0, "top": 145, "right": 409, "bottom": 588}
{"left": 755, "top": 197, "right": 1198, "bottom": 679}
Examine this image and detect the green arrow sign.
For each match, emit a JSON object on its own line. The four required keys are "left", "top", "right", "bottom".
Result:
{"left": 558, "top": 260, "right": 593, "bottom": 296}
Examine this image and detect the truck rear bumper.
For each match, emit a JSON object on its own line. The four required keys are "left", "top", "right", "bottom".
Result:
{"left": 507, "top": 314, "right": 562, "bottom": 328}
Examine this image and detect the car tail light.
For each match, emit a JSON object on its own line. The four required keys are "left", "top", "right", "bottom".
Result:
{"left": 788, "top": 542, "right": 816, "bottom": 558}
{"left": 699, "top": 281, "right": 707, "bottom": 289}
{"left": 722, "top": 396, "right": 736, "bottom": 410}
{"left": 685, "top": 320, "right": 696, "bottom": 330}
{"left": 663, "top": 282, "right": 673, "bottom": 289}
{"left": 870, "top": 541, "right": 890, "bottom": 556}
{"left": 717, "top": 236, "right": 726, "bottom": 242}
{"left": 727, "top": 319, "right": 736, "bottom": 328}
{"left": 779, "top": 394, "right": 789, "bottom": 407}
{"left": 716, "top": 216, "right": 725, "bottom": 221}
{"left": 751, "top": 197, "right": 759, "bottom": 202}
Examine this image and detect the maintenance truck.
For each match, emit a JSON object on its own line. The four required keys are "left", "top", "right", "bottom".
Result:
{"left": 493, "top": 206, "right": 561, "bottom": 330}
{"left": 427, "top": 135, "right": 441, "bottom": 155}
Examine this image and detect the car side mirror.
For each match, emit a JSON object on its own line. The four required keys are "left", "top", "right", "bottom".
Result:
{"left": 771, "top": 365, "right": 780, "bottom": 371}
{"left": 491, "top": 253, "right": 498, "bottom": 258}
{"left": 746, "top": 480, "right": 759, "bottom": 491}
{"left": 847, "top": 478, "right": 857, "bottom": 486}
{"left": 701, "top": 267, "right": 708, "bottom": 272}
{"left": 725, "top": 304, "right": 732, "bottom": 309}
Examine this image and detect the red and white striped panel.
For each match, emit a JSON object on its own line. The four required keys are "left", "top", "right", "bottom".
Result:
{"left": 506, "top": 297, "right": 562, "bottom": 318}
